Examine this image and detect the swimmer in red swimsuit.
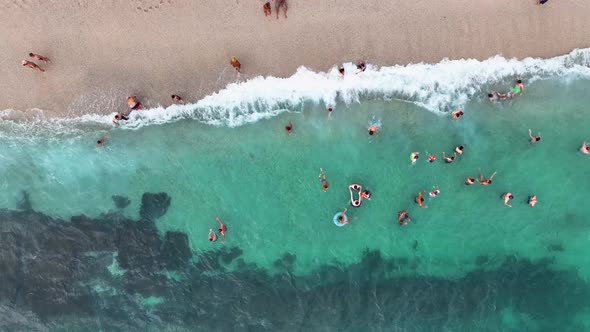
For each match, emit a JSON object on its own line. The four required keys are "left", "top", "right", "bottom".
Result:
{"left": 415, "top": 190, "right": 428, "bottom": 208}
{"left": 216, "top": 217, "right": 227, "bottom": 243}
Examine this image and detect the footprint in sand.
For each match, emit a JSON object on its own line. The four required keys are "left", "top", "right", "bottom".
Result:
{"left": 135, "top": 0, "right": 172, "bottom": 13}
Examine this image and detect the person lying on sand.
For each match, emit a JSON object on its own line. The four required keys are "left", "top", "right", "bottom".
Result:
{"left": 171, "top": 94, "right": 183, "bottom": 103}
{"left": 275, "top": 0, "right": 287, "bottom": 19}
{"left": 21, "top": 60, "right": 44, "bottom": 72}
{"left": 263, "top": 2, "right": 271, "bottom": 16}
{"left": 230, "top": 56, "right": 241, "bottom": 74}
{"left": 29, "top": 53, "right": 50, "bottom": 62}
{"left": 127, "top": 96, "right": 144, "bottom": 110}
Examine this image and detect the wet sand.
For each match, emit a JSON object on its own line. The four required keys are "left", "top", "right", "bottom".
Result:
{"left": 0, "top": 0, "right": 589, "bottom": 117}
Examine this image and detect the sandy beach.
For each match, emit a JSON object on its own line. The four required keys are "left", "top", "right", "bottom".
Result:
{"left": 0, "top": 0, "right": 589, "bottom": 117}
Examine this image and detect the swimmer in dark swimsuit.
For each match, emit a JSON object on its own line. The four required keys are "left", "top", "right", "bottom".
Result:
{"left": 208, "top": 229, "right": 217, "bottom": 242}
{"left": 275, "top": 0, "right": 287, "bottom": 19}
{"left": 216, "top": 217, "right": 227, "bottom": 243}
{"left": 318, "top": 167, "right": 329, "bottom": 192}
{"left": 112, "top": 113, "right": 129, "bottom": 126}
{"left": 285, "top": 121, "right": 293, "bottom": 135}
{"left": 96, "top": 135, "right": 107, "bottom": 147}
{"left": 338, "top": 66, "right": 345, "bottom": 76}
{"left": 415, "top": 190, "right": 428, "bottom": 208}
{"left": 356, "top": 61, "right": 366, "bottom": 73}
{"left": 479, "top": 171, "right": 497, "bottom": 185}
{"left": 127, "top": 96, "right": 143, "bottom": 110}
{"left": 451, "top": 109, "right": 464, "bottom": 120}
{"left": 465, "top": 176, "right": 475, "bottom": 185}
{"left": 397, "top": 211, "right": 411, "bottom": 226}
{"left": 327, "top": 107, "right": 333, "bottom": 119}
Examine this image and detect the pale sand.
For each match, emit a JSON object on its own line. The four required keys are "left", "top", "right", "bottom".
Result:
{"left": 0, "top": 0, "right": 589, "bottom": 117}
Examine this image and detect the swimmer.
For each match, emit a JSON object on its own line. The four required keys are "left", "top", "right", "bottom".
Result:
{"left": 208, "top": 229, "right": 217, "bottom": 242}
{"left": 502, "top": 192, "right": 514, "bottom": 208}
{"left": 285, "top": 121, "right": 293, "bottom": 135}
{"left": 442, "top": 152, "right": 457, "bottom": 163}
{"left": 512, "top": 79, "right": 525, "bottom": 95}
{"left": 528, "top": 194, "right": 537, "bottom": 208}
{"left": 429, "top": 187, "right": 440, "bottom": 197}
{"left": 338, "top": 66, "right": 345, "bottom": 76}
{"left": 410, "top": 152, "right": 420, "bottom": 164}
{"left": 112, "top": 113, "right": 129, "bottom": 126}
{"left": 451, "top": 109, "right": 464, "bottom": 120}
{"left": 96, "top": 135, "right": 107, "bottom": 147}
{"left": 415, "top": 190, "right": 428, "bottom": 209}
{"left": 479, "top": 171, "right": 497, "bottom": 185}
{"left": 337, "top": 208, "right": 349, "bottom": 225}
{"left": 327, "top": 107, "right": 333, "bottom": 119}
{"left": 454, "top": 145, "right": 464, "bottom": 155}
{"left": 360, "top": 190, "right": 371, "bottom": 200}
{"left": 127, "top": 96, "right": 143, "bottom": 110}
{"left": 581, "top": 142, "right": 590, "bottom": 154}
{"left": 427, "top": 155, "right": 437, "bottom": 163}
{"left": 488, "top": 92, "right": 499, "bottom": 102}
{"left": 230, "top": 56, "right": 241, "bottom": 74}
{"left": 263, "top": 2, "right": 271, "bottom": 16}
{"left": 368, "top": 124, "right": 379, "bottom": 136}
{"left": 465, "top": 176, "right": 476, "bottom": 185}
{"left": 171, "top": 94, "right": 184, "bottom": 103}
{"left": 318, "top": 167, "right": 329, "bottom": 192}
{"left": 397, "top": 211, "right": 412, "bottom": 226}
{"left": 528, "top": 129, "right": 541, "bottom": 144}
{"left": 216, "top": 217, "right": 227, "bottom": 243}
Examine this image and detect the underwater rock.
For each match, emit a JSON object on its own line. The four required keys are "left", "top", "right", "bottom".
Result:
{"left": 112, "top": 195, "right": 131, "bottom": 209}
{"left": 139, "top": 192, "right": 171, "bottom": 221}
{"left": 160, "top": 231, "right": 192, "bottom": 270}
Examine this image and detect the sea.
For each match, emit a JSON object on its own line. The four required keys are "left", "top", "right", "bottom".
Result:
{"left": 1, "top": 49, "right": 590, "bottom": 332}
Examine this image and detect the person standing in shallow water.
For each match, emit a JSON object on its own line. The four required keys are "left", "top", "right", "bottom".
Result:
{"left": 263, "top": 2, "right": 271, "bottom": 16}
{"left": 318, "top": 168, "right": 329, "bottom": 192}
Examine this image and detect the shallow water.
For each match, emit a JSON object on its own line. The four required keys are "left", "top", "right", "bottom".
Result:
{"left": 2, "top": 67, "right": 590, "bottom": 330}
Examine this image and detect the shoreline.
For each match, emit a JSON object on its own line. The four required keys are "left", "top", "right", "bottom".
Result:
{"left": 1, "top": 0, "right": 590, "bottom": 118}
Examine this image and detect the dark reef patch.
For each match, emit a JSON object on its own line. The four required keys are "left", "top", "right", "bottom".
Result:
{"left": 0, "top": 193, "right": 589, "bottom": 332}
{"left": 111, "top": 195, "right": 131, "bottom": 209}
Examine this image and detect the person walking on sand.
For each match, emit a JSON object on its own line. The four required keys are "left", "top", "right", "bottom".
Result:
{"left": 21, "top": 60, "right": 44, "bottom": 72}
{"left": 318, "top": 168, "right": 329, "bottom": 192}
{"left": 263, "top": 2, "right": 271, "bottom": 16}
{"left": 208, "top": 229, "right": 217, "bottom": 242}
{"left": 96, "top": 136, "right": 107, "bottom": 147}
{"left": 275, "top": 0, "right": 287, "bottom": 19}
{"left": 528, "top": 129, "right": 541, "bottom": 144}
{"left": 29, "top": 53, "right": 50, "bottom": 62}
{"left": 451, "top": 109, "right": 464, "bottom": 120}
{"left": 230, "top": 56, "right": 241, "bottom": 74}
{"left": 502, "top": 192, "right": 514, "bottom": 208}
{"left": 216, "top": 217, "right": 227, "bottom": 243}
{"left": 581, "top": 142, "right": 590, "bottom": 154}
{"left": 171, "top": 95, "right": 183, "bottom": 103}
{"left": 337, "top": 208, "right": 349, "bottom": 225}
{"left": 479, "top": 171, "right": 497, "bottom": 185}
{"left": 415, "top": 190, "right": 428, "bottom": 209}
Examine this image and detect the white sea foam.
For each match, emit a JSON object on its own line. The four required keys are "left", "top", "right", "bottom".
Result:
{"left": 2, "top": 48, "right": 590, "bottom": 135}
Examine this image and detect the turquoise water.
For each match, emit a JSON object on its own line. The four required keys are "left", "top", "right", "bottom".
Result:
{"left": 2, "top": 74, "right": 590, "bottom": 330}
